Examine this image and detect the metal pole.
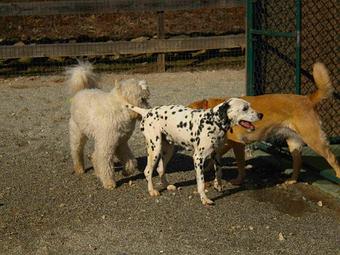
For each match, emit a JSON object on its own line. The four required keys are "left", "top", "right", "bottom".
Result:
{"left": 246, "top": 0, "right": 254, "bottom": 96}
{"left": 295, "top": 0, "right": 302, "bottom": 94}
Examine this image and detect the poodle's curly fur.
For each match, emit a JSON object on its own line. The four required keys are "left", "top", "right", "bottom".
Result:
{"left": 66, "top": 62, "right": 150, "bottom": 189}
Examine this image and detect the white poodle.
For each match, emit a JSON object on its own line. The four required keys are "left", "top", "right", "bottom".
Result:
{"left": 66, "top": 62, "right": 150, "bottom": 189}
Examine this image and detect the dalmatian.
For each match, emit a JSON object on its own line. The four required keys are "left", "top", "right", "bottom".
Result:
{"left": 126, "top": 98, "right": 263, "bottom": 205}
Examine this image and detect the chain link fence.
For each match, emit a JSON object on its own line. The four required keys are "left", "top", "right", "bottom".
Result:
{"left": 249, "top": 0, "right": 339, "bottom": 140}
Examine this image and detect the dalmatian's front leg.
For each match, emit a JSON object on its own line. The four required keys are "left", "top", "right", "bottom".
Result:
{"left": 193, "top": 152, "right": 214, "bottom": 205}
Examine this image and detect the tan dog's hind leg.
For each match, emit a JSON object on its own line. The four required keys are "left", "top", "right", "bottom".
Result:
{"left": 296, "top": 119, "right": 340, "bottom": 179}
{"left": 231, "top": 141, "right": 247, "bottom": 185}
{"left": 213, "top": 142, "right": 233, "bottom": 190}
{"left": 157, "top": 141, "right": 176, "bottom": 191}
{"left": 285, "top": 138, "right": 303, "bottom": 184}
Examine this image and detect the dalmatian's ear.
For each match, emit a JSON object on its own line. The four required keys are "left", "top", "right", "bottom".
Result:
{"left": 218, "top": 100, "right": 231, "bottom": 114}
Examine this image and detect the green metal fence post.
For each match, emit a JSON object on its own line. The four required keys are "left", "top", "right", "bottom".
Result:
{"left": 246, "top": 0, "right": 254, "bottom": 96}
{"left": 295, "top": 0, "right": 302, "bottom": 94}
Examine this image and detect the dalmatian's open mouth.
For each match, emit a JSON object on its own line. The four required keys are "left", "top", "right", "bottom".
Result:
{"left": 238, "top": 120, "right": 255, "bottom": 131}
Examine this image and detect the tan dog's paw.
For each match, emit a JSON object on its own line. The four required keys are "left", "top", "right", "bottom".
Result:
{"left": 201, "top": 197, "right": 214, "bottom": 206}
{"left": 213, "top": 180, "right": 224, "bottom": 192}
{"left": 149, "top": 189, "right": 160, "bottom": 197}
{"left": 230, "top": 177, "right": 244, "bottom": 186}
{"left": 335, "top": 171, "right": 340, "bottom": 179}
{"left": 284, "top": 179, "right": 297, "bottom": 185}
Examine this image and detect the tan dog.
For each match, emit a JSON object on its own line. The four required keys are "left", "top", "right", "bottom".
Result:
{"left": 188, "top": 62, "right": 340, "bottom": 185}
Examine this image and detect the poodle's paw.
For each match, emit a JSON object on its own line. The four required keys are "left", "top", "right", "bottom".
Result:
{"left": 74, "top": 164, "right": 85, "bottom": 175}
{"left": 103, "top": 180, "right": 117, "bottom": 190}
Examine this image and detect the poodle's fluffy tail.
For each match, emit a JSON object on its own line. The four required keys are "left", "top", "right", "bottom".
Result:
{"left": 308, "top": 62, "right": 333, "bottom": 106}
{"left": 66, "top": 61, "right": 99, "bottom": 96}
{"left": 125, "top": 103, "right": 149, "bottom": 117}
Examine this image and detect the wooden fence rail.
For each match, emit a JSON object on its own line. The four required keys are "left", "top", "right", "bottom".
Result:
{"left": 0, "top": 0, "right": 246, "bottom": 71}
{"left": 0, "top": 35, "right": 245, "bottom": 59}
{"left": 0, "top": 0, "right": 245, "bottom": 16}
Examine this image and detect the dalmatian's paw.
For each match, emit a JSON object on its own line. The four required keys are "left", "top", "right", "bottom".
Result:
{"left": 149, "top": 189, "right": 160, "bottom": 197}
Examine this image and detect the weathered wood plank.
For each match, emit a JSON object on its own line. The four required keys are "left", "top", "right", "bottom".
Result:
{"left": 0, "top": 0, "right": 245, "bottom": 17}
{"left": 157, "top": 11, "right": 166, "bottom": 72}
{"left": 0, "top": 35, "right": 245, "bottom": 59}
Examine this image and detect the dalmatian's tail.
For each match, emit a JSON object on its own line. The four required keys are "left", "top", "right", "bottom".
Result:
{"left": 66, "top": 61, "right": 100, "bottom": 96}
{"left": 125, "top": 103, "right": 149, "bottom": 117}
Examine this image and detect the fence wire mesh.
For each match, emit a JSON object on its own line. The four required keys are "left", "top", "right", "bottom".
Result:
{"left": 0, "top": 3, "right": 245, "bottom": 76}
{"left": 252, "top": 0, "right": 339, "bottom": 139}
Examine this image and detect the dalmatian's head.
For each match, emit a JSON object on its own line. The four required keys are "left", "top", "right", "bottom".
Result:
{"left": 215, "top": 98, "right": 263, "bottom": 131}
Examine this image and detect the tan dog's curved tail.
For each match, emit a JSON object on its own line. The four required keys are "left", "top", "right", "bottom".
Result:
{"left": 66, "top": 61, "right": 99, "bottom": 96}
{"left": 308, "top": 62, "right": 333, "bottom": 106}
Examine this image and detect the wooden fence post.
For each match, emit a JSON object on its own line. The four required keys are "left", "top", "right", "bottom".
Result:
{"left": 157, "top": 11, "right": 165, "bottom": 72}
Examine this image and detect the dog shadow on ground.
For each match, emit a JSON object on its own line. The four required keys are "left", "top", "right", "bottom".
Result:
{"left": 116, "top": 152, "right": 311, "bottom": 202}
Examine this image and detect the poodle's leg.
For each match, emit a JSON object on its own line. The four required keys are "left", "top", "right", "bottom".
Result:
{"left": 157, "top": 140, "right": 176, "bottom": 191}
{"left": 92, "top": 133, "right": 117, "bottom": 189}
{"left": 69, "top": 119, "right": 87, "bottom": 174}
{"left": 285, "top": 137, "right": 303, "bottom": 184}
{"left": 116, "top": 140, "right": 137, "bottom": 176}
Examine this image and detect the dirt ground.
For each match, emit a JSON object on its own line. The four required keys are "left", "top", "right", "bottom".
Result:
{"left": 0, "top": 69, "right": 339, "bottom": 255}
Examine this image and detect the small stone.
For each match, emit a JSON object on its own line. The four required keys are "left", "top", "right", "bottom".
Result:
{"left": 317, "top": 201, "right": 323, "bottom": 207}
{"left": 188, "top": 195, "right": 192, "bottom": 199}
{"left": 101, "top": 215, "right": 106, "bottom": 220}
{"left": 128, "top": 180, "right": 133, "bottom": 186}
{"left": 278, "top": 232, "right": 285, "bottom": 241}
{"left": 249, "top": 226, "right": 254, "bottom": 231}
